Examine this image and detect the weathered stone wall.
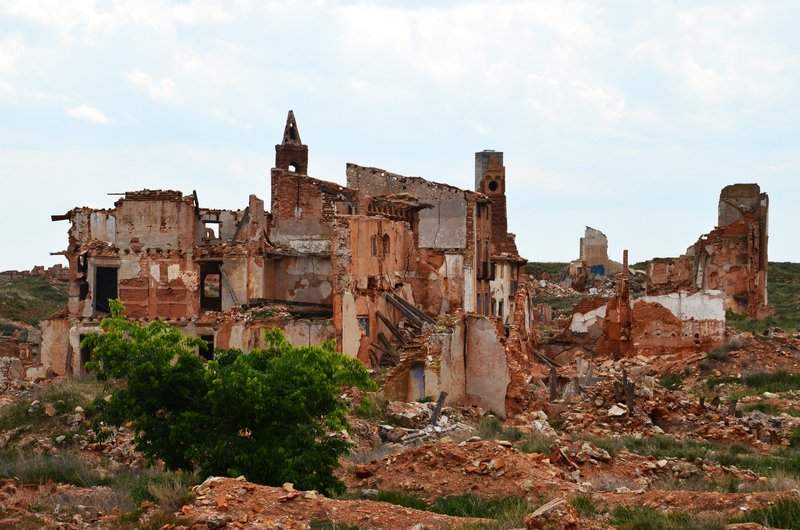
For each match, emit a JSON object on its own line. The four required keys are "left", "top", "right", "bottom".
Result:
{"left": 381, "top": 313, "right": 512, "bottom": 416}
{"left": 346, "top": 164, "right": 468, "bottom": 250}
{"left": 578, "top": 226, "right": 622, "bottom": 277}
{"left": 0, "top": 265, "right": 69, "bottom": 283}
{"left": 630, "top": 291, "right": 725, "bottom": 355}
{"left": 646, "top": 184, "right": 770, "bottom": 318}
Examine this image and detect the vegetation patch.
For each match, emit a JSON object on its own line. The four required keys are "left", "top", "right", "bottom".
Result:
{"left": 0, "top": 275, "right": 67, "bottom": 329}
{"left": 84, "top": 300, "right": 375, "bottom": 494}
{"left": 707, "top": 371, "right": 800, "bottom": 395}
{"left": 741, "top": 402, "right": 800, "bottom": 417}
{"left": 515, "top": 434, "right": 554, "bottom": 455}
{"left": 727, "top": 262, "right": 800, "bottom": 333}
{"left": 0, "top": 449, "right": 105, "bottom": 487}
{"left": 530, "top": 295, "right": 583, "bottom": 318}
{"left": 659, "top": 372, "right": 684, "bottom": 391}
{"left": 570, "top": 495, "right": 599, "bottom": 517}
{"left": 431, "top": 494, "right": 530, "bottom": 518}
{"left": 735, "top": 498, "right": 800, "bottom": 528}
{"left": 706, "top": 339, "right": 742, "bottom": 362}
{"left": 611, "top": 505, "right": 724, "bottom": 530}
{"left": 524, "top": 262, "right": 569, "bottom": 278}
{"left": 0, "top": 376, "right": 102, "bottom": 433}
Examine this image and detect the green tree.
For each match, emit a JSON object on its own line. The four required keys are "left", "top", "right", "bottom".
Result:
{"left": 84, "top": 300, "right": 375, "bottom": 494}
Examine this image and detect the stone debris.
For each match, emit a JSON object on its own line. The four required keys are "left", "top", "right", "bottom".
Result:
{"left": 184, "top": 476, "right": 487, "bottom": 529}
{"left": 524, "top": 498, "right": 580, "bottom": 530}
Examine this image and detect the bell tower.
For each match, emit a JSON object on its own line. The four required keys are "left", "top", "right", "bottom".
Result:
{"left": 275, "top": 110, "right": 308, "bottom": 174}
{"left": 475, "top": 150, "right": 509, "bottom": 247}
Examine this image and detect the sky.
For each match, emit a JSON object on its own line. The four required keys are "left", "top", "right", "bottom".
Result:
{"left": 1, "top": 0, "right": 798, "bottom": 271}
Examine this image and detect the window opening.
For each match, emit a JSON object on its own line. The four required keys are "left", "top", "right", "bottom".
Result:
{"left": 371, "top": 235, "right": 378, "bottom": 256}
{"left": 78, "top": 255, "right": 89, "bottom": 301}
{"left": 200, "top": 263, "right": 223, "bottom": 311}
{"left": 488, "top": 180, "right": 499, "bottom": 192}
{"left": 382, "top": 234, "right": 390, "bottom": 256}
{"left": 79, "top": 334, "right": 93, "bottom": 373}
{"left": 94, "top": 267, "right": 118, "bottom": 314}
{"left": 357, "top": 316, "right": 370, "bottom": 337}
{"left": 203, "top": 221, "right": 221, "bottom": 240}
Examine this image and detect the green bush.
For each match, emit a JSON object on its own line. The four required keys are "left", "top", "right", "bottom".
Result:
{"left": 84, "top": 300, "right": 375, "bottom": 494}
{"left": 659, "top": 372, "right": 684, "bottom": 391}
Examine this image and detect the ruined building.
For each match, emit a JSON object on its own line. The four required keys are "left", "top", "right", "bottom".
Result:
{"left": 37, "top": 111, "right": 536, "bottom": 414}
{"left": 647, "top": 184, "right": 771, "bottom": 318}
{"left": 557, "top": 184, "right": 770, "bottom": 360}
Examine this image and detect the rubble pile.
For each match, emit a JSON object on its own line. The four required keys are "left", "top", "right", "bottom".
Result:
{"left": 0, "top": 477, "right": 160, "bottom": 529}
{"left": 530, "top": 278, "right": 582, "bottom": 299}
{"left": 529, "top": 373, "right": 800, "bottom": 448}
{"left": 0, "top": 357, "right": 34, "bottom": 405}
{"left": 182, "top": 476, "right": 487, "bottom": 529}
{"left": 345, "top": 440, "right": 577, "bottom": 501}
{"left": 548, "top": 439, "right": 760, "bottom": 493}
{"left": 593, "top": 489, "right": 799, "bottom": 521}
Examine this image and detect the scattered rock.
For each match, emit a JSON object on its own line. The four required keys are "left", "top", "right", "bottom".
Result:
{"left": 524, "top": 498, "right": 580, "bottom": 529}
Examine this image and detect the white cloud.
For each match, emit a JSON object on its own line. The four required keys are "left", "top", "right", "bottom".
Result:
{"left": 64, "top": 104, "right": 111, "bottom": 124}
{"left": 123, "top": 70, "right": 183, "bottom": 105}
{"left": 209, "top": 109, "right": 251, "bottom": 131}
{"left": 1, "top": 0, "right": 234, "bottom": 38}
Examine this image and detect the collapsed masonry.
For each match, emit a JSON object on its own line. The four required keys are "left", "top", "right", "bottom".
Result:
{"left": 568, "top": 227, "right": 623, "bottom": 286}
{"left": 558, "top": 250, "right": 727, "bottom": 360}
{"left": 647, "top": 184, "right": 771, "bottom": 319}
{"left": 554, "top": 184, "right": 769, "bottom": 361}
{"left": 37, "top": 111, "right": 536, "bottom": 414}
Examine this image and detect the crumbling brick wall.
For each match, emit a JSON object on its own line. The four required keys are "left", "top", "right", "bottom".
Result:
{"left": 646, "top": 184, "right": 770, "bottom": 318}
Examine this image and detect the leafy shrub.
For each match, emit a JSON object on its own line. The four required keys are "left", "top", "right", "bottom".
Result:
{"left": 659, "top": 372, "right": 683, "bottom": 391}
{"left": 84, "top": 300, "right": 375, "bottom": 494}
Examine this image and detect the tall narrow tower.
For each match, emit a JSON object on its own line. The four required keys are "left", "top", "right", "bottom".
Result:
{"left": 475, "top": 150, "right": 512, "bottom": 252}
{"left": 274, "top": 110, "right": 308, "bottom": 174}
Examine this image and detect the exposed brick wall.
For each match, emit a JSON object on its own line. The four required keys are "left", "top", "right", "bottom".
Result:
{"left": 645, "top": 184, "right": 770, "bottom": 318}
{"left": 270, "top": 169, "right": 356, "bottom": 225}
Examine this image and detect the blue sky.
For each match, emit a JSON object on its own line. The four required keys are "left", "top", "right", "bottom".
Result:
{"left": 1, "top": 0, "right": 798, "bottom": 270}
